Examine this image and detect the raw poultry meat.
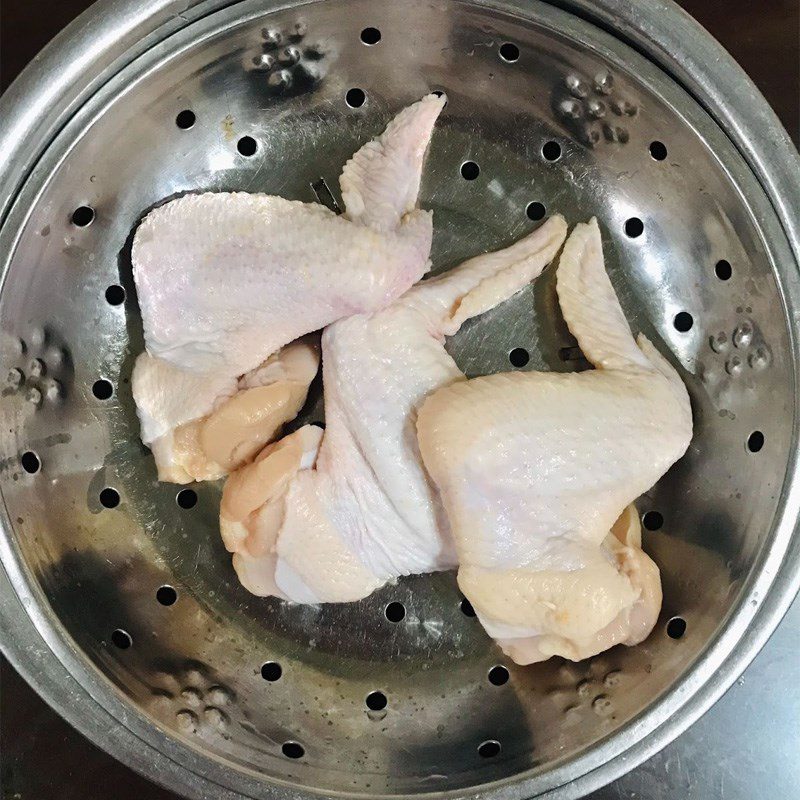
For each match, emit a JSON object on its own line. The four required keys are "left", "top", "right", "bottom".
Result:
{"left": 134, "top": 337, "right": 319, "bottom": 483}
{"left": 219, "top": 216, "right": 569, "bottom": 600}
{"left": 416, "top": 219, "right": 693, "bottom": 664}
{"left": 131, "top": 94, "right": 445, "bottom": 480}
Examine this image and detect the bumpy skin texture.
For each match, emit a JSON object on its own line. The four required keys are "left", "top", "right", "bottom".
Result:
{"left": 133, "top": 194, "right": 433, "bottom": 375}
{"left": 417, "top": 219, "right": 692, "bottom": 664}
{"left": 133, "top": 95, "right": 444, "bottom": 376}
{"left": 221, "top": 216, "right": 569, "bottom": 601}
{"left": 131, "top": 95, "right": 445, "bottom": 477}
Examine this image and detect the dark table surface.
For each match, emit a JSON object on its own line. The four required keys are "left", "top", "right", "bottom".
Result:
{"left": 1, "top": 2, "right": 799, "bottom": 799}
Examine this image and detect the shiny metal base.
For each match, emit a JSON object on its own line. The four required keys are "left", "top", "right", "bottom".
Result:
{"left": 0, "top": 1, "right": 799, "bottom": 799}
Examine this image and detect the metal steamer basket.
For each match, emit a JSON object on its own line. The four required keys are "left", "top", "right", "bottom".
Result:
{"left": 0, "top": 1, "right": 799, "bottom": 798}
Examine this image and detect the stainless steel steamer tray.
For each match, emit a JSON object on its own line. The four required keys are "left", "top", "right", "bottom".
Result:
{"left": 0, "top": 1, "right": 799, "bottom": 798}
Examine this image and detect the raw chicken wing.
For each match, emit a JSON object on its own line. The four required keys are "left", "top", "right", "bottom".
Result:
{"left": 417, "top": 218, "right": 692, "bottom": 664}
{"left": 132, "top": 95, "right": 445, "bottom": 480}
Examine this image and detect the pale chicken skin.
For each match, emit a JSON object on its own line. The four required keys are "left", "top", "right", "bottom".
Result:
{"left": 417, "top": 219, "right": 693, "bottom": 664}
{"left": 220, "top": 216, "right": 569, "bottom": 601}
{"left": 136, "top": 338, "right": 319, "bottom": 483}
{"left": 131, "top": 95, "right": 445, "bottom": 480}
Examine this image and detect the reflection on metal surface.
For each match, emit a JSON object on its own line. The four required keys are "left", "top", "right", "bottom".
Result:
{"left": 588, "top": 593, "right": 800, "bottom": 799}
{"left": 0, "top": 0, "right": 798, "bottom": 799}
